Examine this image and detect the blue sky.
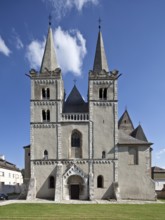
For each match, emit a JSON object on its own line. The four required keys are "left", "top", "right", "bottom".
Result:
{"left": 0, "top": 0, "right": 165, "bottom": 169}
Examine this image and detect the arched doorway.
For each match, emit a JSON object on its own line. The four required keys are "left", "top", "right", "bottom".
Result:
{"left": 63, "top": 164, "right": 88, "bottom": 200}
{"left": 67, "top": 175, "right": 84, "bottom": 200}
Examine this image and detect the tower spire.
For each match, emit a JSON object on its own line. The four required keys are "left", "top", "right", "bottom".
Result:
{"left": 40, "top": 18, "right": 58, "bottom": 74}
{"left": 49, "top": 14, "right": 52, "bottom": 26}
{"left": 98, "top": 17, "right": 101, "bottom": 30}
{"left": 93, "top": 21, "right": 109, "bottom": 74}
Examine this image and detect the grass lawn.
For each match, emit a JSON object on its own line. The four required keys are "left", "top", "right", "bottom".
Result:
{"left": 0, "top": 203, "right": 165, "bottom": 220}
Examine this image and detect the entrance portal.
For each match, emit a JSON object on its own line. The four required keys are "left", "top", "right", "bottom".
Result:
{"left": 67, "top": 175, "right": 84, "bottom": 200}
{"left": 70, "top": 185, "right": 79, "bottom": 199}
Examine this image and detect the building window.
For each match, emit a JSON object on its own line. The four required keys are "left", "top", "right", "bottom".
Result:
{"left": 102, "top": 151, "right": 106, "bottom": 159}
{"left": 71, "top": 130, "right": 81, "bottom": 147}
{"left": 128, "top": 147, "right": 138, "bottom": 165}
{"left": 44, "top": 150, "right": 48, "bottom": 160}
{"left": 49, "top": 176, "right": 55, "bottom": 188}
{"left": 15, "top": 174, "right": 19, "bottom": 179}
{"left": 99, "top": 88, "right": 103, "bottom": 99}
{"left": 97, "top": 175, "right": 104, "bottom": 188}
{"left": 42, "top": 88, "right": 50, "bottom": 99}
{"left": 42, "top": 110, "right": 46, "bottom": 121}
{"left": 70, "top": 130, "right": 82, "bottom": 158}
{"left": 103, "top": 88, "right": 107, "bottom": 99}
{"left": 42, "top": 88, "right": 46, "bottom": 99}
{"left": 0, "top": 171, "right": 4, "bottom": 176}
{"left": 42, "top": 110, "right": 50, "bottom": 122}
{"left": 99, "top": 88, "right": 107, "bottom": 100}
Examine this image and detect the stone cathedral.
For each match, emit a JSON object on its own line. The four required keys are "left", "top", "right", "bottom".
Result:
{"left": 24, "top": 23, "right": 156, "bottom": 201}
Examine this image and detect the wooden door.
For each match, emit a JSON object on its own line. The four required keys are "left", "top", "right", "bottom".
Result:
{"left": 70, "top": 185, "right": 79, "bottom": 199}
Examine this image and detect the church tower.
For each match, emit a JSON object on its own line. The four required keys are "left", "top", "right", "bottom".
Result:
{"left": 27, "top": 23, "right": 64, "bottom": 199}
{"left": 88, "top": 28, "right": 120, "bottom": 199}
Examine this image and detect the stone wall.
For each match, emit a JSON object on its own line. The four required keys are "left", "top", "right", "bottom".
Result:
{"left": 118, "top": 145, "right": 156, "bottom": 200}
{"left": 157, "top": 184, "right": 165, "bottom": 199}
{"left": 0, "top": 182, "right": 22, "bottom": 194}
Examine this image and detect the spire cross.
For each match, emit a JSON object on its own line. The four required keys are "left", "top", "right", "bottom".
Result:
{"left": 73, "top": 79, "right": 77, "bottom": 85}
{"left": 49, "top": 14, "right": 52, "bottom": 26}
{"left": 98, "top": 18, "right": 101, "bottom": 30}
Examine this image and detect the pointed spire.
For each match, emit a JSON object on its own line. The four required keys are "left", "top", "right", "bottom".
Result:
{"left": 93, "top": 30, "right": 109, "bottom": 73}
{"left": 66, "top": 85, "right": 85, "bottom": 105}
{"left": 130, "top": 125, "right": 148, "bottom": 142}
{"left": 40, "top": 24, "right": 58, "bottom": 73}
{"left": 118, "top": 110, "right": 134, "bottom": 135}
{"left": 63, "top": 85, "right": 88, "bottom": 113}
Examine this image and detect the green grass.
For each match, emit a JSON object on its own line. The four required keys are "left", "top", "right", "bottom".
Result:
{"left": 0, "top": 203, "right": 164, "bottom": 220}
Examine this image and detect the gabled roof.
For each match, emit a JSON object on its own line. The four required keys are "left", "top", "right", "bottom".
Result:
{"left": 63, "top": 85, "right": 88, "bottom": 113}
{"left": 118, "top": 110, "right": 134, "bottom": 135}
{"left": 93, "top": 31, "right": 109, "bottom": 73}
{"left": 40, "top": 26, "right": 58, "bottom": 73}
{"left": 131, "top": 125, "right": 148, "bottom": 142}
{"left": 0, "top": 159, "right": 21, "bottom": 172}
{"left": 118, "top": 130, "right": 151, "bottom": 145}
{"left": 152, "top": 166, "right": 165, "bottom": 173}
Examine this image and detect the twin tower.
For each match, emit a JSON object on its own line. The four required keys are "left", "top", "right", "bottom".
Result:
{"left": 24, "top": 23, "right": 155, "bottom": 201}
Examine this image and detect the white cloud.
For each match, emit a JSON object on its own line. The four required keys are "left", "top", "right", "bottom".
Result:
{"left": 54, "top": 26, "right": 87, "bottom": 75}
{"left": 12, "top": 28, "right": 24, "bottom": 50}
{"left": 15, "top": 37, "right": 24, "bottom": 49}
{"left": 0, "top": 36, "right": 11, "bottom": 56}
{"left": 26, "top": 26, "right": 87, "bottom": 76}
{"left": 26, "top": 39, "right": 45, "bottom": 69}
{"left": 43, "top": 0, "right": 99, "bottom": 20}
{"left": 156, "top": 148, "right": 165, "bottom": 159}
{"left": 66, "top": 0, "right": 99, "bottom": 11}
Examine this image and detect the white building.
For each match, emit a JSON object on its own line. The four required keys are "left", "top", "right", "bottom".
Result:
{"left": 152, "top": 166, "right": 165, "bottom": 191}
{"left": 0, "top": 155, "right": 23, "bottom": 194}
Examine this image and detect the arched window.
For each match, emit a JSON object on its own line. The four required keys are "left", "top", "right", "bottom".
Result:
{"left": 42, "top": 110, "right": 50, "bottom": 122}
{"left": 103, "top": 88, "right": 107, "bottom": 99}
{"left": 42, "top": 110, "right": 46, "bottom": 121}
{"left": 99, "top": 88, "right": 103, "bottom": 99}
{"left": 47, "top": 88, "right": 50, "bottom": 99}
{"left": 71, "top": 131, "right": 81, "bottom": 147}
{"left": 49, "top": 176, "right": 55, "bottom": 188}
{"left": 44, "top": 150, "right": 48, "bottom": 160}
{"left": 42, "top": 88, "right": 50, "bottom": 99}
{"left": 70, "top": 130, "right": 82, "bottom": 158}
{"left": 42, "top": 88, "right": 46, "bottom": 99}
{"left": 99, "top": 88, "right": 107, "bottom": 100}
{"left": 47, "top": 110, "right": 50, "bottom": 121}
{"left": 102, "top": 151, "right": 106, "bottom": 159}
{"left": 97, "top": 175, "right": 103, "bottom": 188}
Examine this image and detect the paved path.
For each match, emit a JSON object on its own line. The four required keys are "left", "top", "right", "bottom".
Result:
{"left": 0, "top": 199, "right": 163, "bottom": 206}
